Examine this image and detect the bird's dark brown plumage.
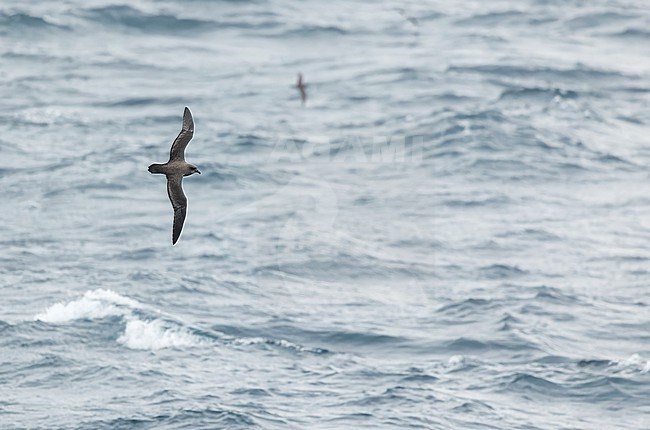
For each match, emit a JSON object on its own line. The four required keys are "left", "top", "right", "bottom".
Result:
{"left": 169, "top": 107, "right": 195, "bottom": 161}
{"left": 148, "top": 107, "right": 201, "bottom": 245}
{"left": 167, "top": 175, "right": 187, "bottom": 245}
{"left": 296, "top": 73, "right": 307, "bottom": 105}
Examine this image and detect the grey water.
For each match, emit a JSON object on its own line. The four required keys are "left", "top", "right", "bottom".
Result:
{"left": 1, "top": 0, "right": 649, "bottom": 429}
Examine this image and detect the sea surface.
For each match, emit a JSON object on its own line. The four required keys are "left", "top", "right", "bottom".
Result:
{"left": 1, "top": 1, "right": 650, "bottom": 429}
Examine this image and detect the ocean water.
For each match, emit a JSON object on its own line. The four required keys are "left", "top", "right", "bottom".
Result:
{"left": 1, "top": 0, "right": 649, "bottom": 428}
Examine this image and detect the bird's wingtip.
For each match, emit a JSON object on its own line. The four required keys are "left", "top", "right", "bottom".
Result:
{"left": 181, "top": 107, "right": 193, "bottom": 131}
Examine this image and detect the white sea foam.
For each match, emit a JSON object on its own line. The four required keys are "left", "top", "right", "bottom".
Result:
{"left": 232, "top": 336, "right": 326, "bottom": 353}
{"left": 613, "top": 353, "right": 650, "bottom": 373}
{"left": 117, "top": 318, "right": 203, "bottom": 351}
{"left": 35, "top": 290, "right": 202, "bottom": 351}
{"left": 447, "top": 355, "right": 465, "bottom": 367}
{"left": 34, "top": 289, "right": 139, "bottom": 323}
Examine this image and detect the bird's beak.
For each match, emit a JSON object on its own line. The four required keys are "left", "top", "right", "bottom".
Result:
{"left": 197, "top": 170, "right": 201, "bottom": 174}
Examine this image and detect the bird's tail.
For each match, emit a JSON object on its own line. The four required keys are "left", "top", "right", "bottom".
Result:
{"left": 148, "top": 163, "right": 165, "bottom": 174}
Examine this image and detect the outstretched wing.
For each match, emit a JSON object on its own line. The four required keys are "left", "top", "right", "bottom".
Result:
{"left": 166, "top": 175, "right": 187, "bottom": 245}
{"left": 299, "top": 86, "right": 307, "bottom": 104}
{"left": 168, "top": 107, "right": 194, "bottom": 162}
{"left": 296, "top": 74, "right": 307, "bottom": 104}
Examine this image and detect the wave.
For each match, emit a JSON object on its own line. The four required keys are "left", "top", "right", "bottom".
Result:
{"left": 444, "top": 354, "right": 482, "bottom": 372}
{"left": 418, "top": 105, "right": 639, "bottom": 179}
{"left": 455, "top": 10, "right": 527, "bottom": 26}
{"left": 33, "top": 290, "right": 204, "bottom": 351}
{"left": 153, "top": 407, "right": 257, "bottom": 428}
{"left": 231, "top": 336, "right": 327, "bottom": 354}
{"left": 444, "top": 337, "right": 537, "bottom": 352}
{"left": 532, "top": 285, "right": 579, "bottom": 304}
{"left": 437, "top": 298, "right": 499, "bottom": 317}
{"left": 505, "top": 372, "right": 565, "bottom": 394}
{"left": 34, "top": 289, "right": 137, "bottom": 323}
{"left": 497, "top": 313, "right": 523, "bottom": 331}
{"left": 447, "top": 63, "right": 632, "bottom": 81}
{"left": 273, "top": 24, "right": 348, "bottom": 38}
{"left": 495, "top": 228, "right": 561, "bottom": 242}
{"left": 577, "top": 358, "right": 611, "bottom": 368}
{"left": 479, "top": 264, "right": 527, "bottom": 279}
{"left": 442, "top": 195, "right": 511, "bottom": 208}
{"left": 497, "top": 86, "right": 580, "bottom": 102}
{"left": 451, "top": 402, "right": 497, "bottom": 418}
{"left": 82, "top": 5, "right": 280, "bottom": 34}
{"left": 77, "top": 417, "right": 157, "bottom": 430}
{"left": 83, "top": 5, "right": 216, "bottom": 33}
{"left": 609, "top": 28, "right": 650, "bottom": 40}
{"left": 96, "top": 96, "right": 187, "bottom": 108}
{"left": 117, "top": 318, "right": 203, "bottom": 350}
{"left": 79, "top": 407, "right": 258, "bottom": 430}
{"left": 565, "top": 11, "right": 636, "bottom": 30}
{"left": 0, "top": 12, "right": 69, "bottom": 33}
{"left": 214, "top": 322, "right": 397, "bottom": 351}
{"left": 33, "top": 289, "right": 325, "bottom": 354}
{"left": 611, "top": 353, "right": 650, "bottom": 374}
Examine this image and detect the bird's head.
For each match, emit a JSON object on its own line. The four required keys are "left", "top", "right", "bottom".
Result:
{"left": 185, "top": 164, "right": 201, "bottom": 176}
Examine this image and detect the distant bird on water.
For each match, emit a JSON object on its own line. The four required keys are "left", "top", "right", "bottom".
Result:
{"left": 296, "top": 73, "right": 307, "bottom": 105}
{"left": 148, "top": 107, "right": 201, "bottom": 245}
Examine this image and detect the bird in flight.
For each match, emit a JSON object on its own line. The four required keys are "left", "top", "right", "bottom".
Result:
{"left": 148, "top": 107, "right": 201, "bottom": 245}
{"left": 296, "top": 73, "right": 307, "bottom": 105}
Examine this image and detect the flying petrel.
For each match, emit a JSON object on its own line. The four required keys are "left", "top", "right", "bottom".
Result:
{"left": 296, "top": 73, "right": 307, "bottom": 105}
{"left": 148, "top": 107, "right": 201, "bottom": 245}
